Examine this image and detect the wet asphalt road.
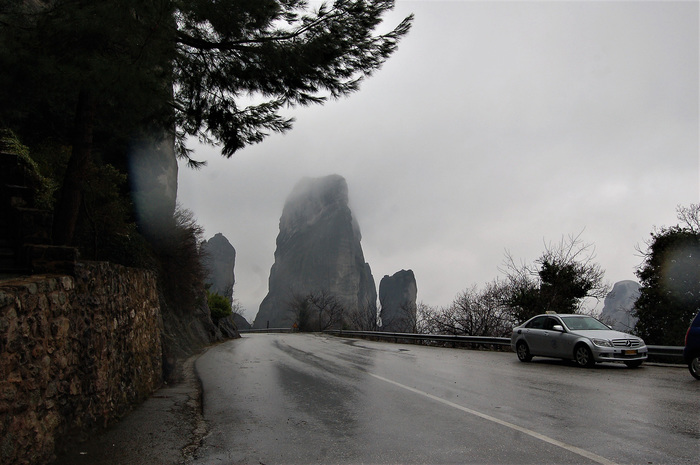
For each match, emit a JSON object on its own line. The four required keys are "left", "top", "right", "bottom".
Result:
{"left": 191, "top": 333, "right": 699, "bottom": 465}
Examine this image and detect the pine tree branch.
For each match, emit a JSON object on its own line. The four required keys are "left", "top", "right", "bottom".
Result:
{"left": 174, "top": 6, "right": 347, "bottom": 52}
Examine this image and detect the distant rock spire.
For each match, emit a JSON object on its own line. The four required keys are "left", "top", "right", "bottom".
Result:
{"left": 600, "top": 280, "right": 640, "bottom": 332}
{"left": 201, "top": 233, "right": 236, "bottom": 302}
{"left": 253, "top": 175, "right": 377, "bottom": 329}
{"left": 379, "top": 270, "right": 417, "bottom": 332}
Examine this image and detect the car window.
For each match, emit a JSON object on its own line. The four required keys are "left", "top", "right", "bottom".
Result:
{"left": 561, "top": 316, "right": 609, "bottom": 331}
{"left": 526, "top": 316, "right": 547, "bottom": 329}
{"left": 543, "top": 317, "right": 559, "bottom": 330}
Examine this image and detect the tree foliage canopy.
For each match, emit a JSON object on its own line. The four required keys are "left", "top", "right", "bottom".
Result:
{"left": 418, "top": 281, "right": 515, "bottom": 338}
{"left": 173, "top": 0, "right": 413, "bottom": 160}
{"left": 207, "top": 290, "right": 233, "bottom": 323}
{"left": 1, "top": 0, "right": 412, "bottom": 163}
{"left": 633, "top": 205, "right": 700, "bottom": 345}
{"left": 501, "top": 233, "right": 608, "bottom": 323}
{"left": 417, "top": 234, "right": 609, "bottom": 337}
{"left": 0, "top": 0, "right": 175, "bottom": 150}
{"left": 0, "top": 0, "right": 412, "bottom": 244}
{"left": 288, "top": 290, "right": 345, "bottom": 331}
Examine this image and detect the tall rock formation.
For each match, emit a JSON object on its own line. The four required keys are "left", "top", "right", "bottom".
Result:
{"left": 379, "top": 270, "right": 418, "bottom": 332}
{"left": 600, "top": 280, "right": 640, "bottom": 332}
{"left": 201, "top": 233, "right": 243, "bottom": 338}
{"left": 253, "top": 175, "right": 377, "bottom": 329}
{"left": 201, "top": 232, "right": 236, "bottom": 302}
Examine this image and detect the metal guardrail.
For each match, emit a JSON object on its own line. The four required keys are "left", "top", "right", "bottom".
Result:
{"left": 646, "top": 345, "right": 685, "bottom": 358}
{"left": 238, "top": 328, "right": 684, "bottom": 359}
{"left": 323, "top": 330, "right": 685, "bottom": 359}
{"left": 324, "top": 330, "right": 511, "bottom": 347}
{"left": 239, "top": 328, "right": 295, "bottom": 334}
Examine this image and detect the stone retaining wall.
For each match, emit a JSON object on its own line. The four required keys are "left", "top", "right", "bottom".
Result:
{"left": 0, "top": 261, "right": 163, "bottom": 465}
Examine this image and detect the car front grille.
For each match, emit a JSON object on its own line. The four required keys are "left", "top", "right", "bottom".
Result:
{"left": 612, "top": 338, "right": 641, "bottom": 348}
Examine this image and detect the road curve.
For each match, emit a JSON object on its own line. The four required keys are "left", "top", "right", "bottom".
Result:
{"left": 192, "top": 333, "right": 699, "bottom": 464}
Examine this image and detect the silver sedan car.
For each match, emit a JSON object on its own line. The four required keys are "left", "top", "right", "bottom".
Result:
{"left": 511, "top": 313, "right": 648, "bottom": 368}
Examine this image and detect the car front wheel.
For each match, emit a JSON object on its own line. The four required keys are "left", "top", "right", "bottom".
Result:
{"left": 516, "top": 341, "right": 532, "bottom": 362}
{"left": 574, "top": 344, "right": 595, "bottom": 368}
{"left": 689, "top": 355, "right": 700, "bottom": 380}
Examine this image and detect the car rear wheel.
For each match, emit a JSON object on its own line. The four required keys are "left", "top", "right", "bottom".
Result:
{"left": 574, "top": 344, "right": 595, "bottom": 368}
{"left": 516, "top": 341, "right": 532, "bottom": 362}
{"left": 689, "top": 355, "right": 700, "bottom": 380}
{"left": 624, "top": 360, "right": 643, "bottom": 368}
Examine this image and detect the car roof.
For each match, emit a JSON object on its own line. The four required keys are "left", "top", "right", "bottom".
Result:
{"left": 535, "top": 313, "right": 585, "bottom": 318}
{"left": 519, "top": 314, "right": 596, "bottom": 326}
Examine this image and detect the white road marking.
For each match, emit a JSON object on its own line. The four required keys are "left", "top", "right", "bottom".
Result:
{"left": 368, "top": 373, "right": 618, "bottom": 465}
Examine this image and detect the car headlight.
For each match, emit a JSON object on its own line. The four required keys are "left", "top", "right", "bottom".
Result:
{"left": 592, "top": 338, "right": 613, "bottom": 347}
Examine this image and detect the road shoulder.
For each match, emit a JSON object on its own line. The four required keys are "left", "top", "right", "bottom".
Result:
{"left": 52, "top": 354, "right": 206, "bottom": 465}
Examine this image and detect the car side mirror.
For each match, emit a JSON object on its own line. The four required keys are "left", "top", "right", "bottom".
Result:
{"left": 552, "top": 325, "right": 564, "bottom": 332}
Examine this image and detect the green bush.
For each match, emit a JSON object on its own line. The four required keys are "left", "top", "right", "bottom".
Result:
{"left": 207, "top": 291, "right": 232, "bottom": 323}
{"left": 152, "top": 208, "right": 207, "bottom": 317}
{"left": 0, "top": 129, "right": 58, "bottom": 210}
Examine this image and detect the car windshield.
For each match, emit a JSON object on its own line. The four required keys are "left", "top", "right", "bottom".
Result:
{"left": 560, "top": 316, "right": 609, "bottom": 331}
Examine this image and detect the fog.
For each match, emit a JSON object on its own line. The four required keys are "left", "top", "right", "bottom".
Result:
{"left": 177, "top": 1, "right": 699, "bottom": 322}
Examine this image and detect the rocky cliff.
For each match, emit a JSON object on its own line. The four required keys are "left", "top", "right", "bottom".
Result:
{"left": 201, "top": 233, "right": 236, "bottom": 302}
{"left": 600, "top": 280, "right": 640, "bottom": 332}
{"left": 379, "top": 270, "right": 417, "bottom": 332}
{"left": 200, "top": 233, "right": 245, "bottom": 337}
{"left": 232, "top": 313, "right": 251, "bottom": 331}
{"left": 253, "top": 175, "right": 376, "bottom": 329}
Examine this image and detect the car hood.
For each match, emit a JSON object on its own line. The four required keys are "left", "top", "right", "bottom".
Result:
{"left": 569, "top": 329, "right": 640, "bottom": 341}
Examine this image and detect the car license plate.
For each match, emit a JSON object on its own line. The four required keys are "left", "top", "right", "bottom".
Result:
{"left": 624, "top": 350, "right": 637, "bottom": 355}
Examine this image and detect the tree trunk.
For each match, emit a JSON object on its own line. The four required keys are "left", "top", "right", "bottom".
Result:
{"left": 52, "top": 88, "right": 96, "bottom": 245}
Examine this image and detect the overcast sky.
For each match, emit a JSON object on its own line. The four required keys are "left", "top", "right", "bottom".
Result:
{"left": 177, "top": 0, "right": 699, "bottom": 322}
